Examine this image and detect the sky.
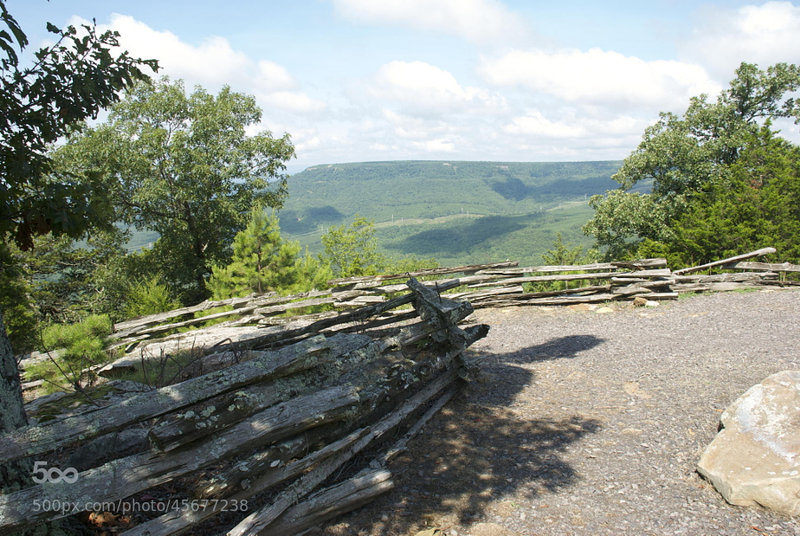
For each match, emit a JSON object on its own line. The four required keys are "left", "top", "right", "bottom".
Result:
{"left": 7, "top": 0, "right": 800, "bottom": 172}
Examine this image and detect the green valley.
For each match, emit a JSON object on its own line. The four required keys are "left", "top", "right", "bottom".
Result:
{"left": 278, "top": 160, "right": 621, "bottom": 266}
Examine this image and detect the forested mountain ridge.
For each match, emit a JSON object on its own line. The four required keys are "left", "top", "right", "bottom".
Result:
{"left": 278, "top": 160, "right": 622, "bottom": 266}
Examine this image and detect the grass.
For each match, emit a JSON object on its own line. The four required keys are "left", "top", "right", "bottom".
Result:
{"left": 23, "top": 355, "right": 101, "bottom": 396}
{"left": 730, "top": 286, "right": 761, "bottom": 294}
{"left": 23, "top": 307, "right": 231, "bottom": 395}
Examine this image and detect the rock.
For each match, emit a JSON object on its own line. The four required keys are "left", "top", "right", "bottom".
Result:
{"left": 697, "top": 370, "right": 800, "bottom": 516}
{"left": 623, "top": 381, "right": 652, "bottom": 399}
{"left": 469, "top": 523, "right": 520, "bottom": 536}
{"left": 23, "top": 390, "right": 71, "bottom": 417}
{"left": 595, "top": 306, "right": 614, "bottom": 314}
{"left": 18, "top": 348, "right": 64, "bottom": 367}
{"left": 633, "top": 296, "right": 659, "bottom": 307}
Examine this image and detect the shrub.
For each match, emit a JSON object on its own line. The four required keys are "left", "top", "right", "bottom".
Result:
{"left": 524, "top": 234, "right": 599, "bottom": 293}
{"left": 124, "top": 276, "right": 181, "bottom": 319}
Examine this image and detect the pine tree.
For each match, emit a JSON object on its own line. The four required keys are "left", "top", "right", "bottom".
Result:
{"left": 208, "top": 208, "right": 330, "bottom": 299}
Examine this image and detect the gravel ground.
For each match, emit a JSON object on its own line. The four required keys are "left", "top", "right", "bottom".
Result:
{"left": 318, "top": 288, "right": 800, "bottom": 536}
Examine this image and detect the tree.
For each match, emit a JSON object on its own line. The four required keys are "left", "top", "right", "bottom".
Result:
{"left": 0, "top": 4, "right": 157, "bottom": 250}
{"left": 208, "top": 207, "right": 331, "bottom": 299}
{"left": 0, "top": 245, "right": 37, "bottom": 353}
{"left": 10, "top": 229, "right": 129, "bottom": 324}
{"left": 0, "top": 0, "right": 156, "bottom": 510}
{"left": 541, "top": 233, "right": 596, "bottom": 266}
{"left": 56, "top": 78, "right": 296, "bottom": 303}
{"left": 668, "top": 127, "right": 800, "bottom": 265}
{"left": 319, "top": 216, "right": 439, "bottom": 278}
{"left": 321, "top": 216, "right": 386, "bottom": 278}
{"left": 582, "top": 189, "right": 672, "bottom": 259}
{"left": 584, "top": 62, "right": 800, "bottom": 258}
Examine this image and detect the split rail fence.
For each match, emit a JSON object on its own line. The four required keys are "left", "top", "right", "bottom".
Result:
{"left": 5, "top": 247, "right": 799, "bottom": 534}
{"left": 105, "top": 246, "right": 799, "bottom": 356}
{"left": 1, "top": 279, "right": 488, "bottom": 535}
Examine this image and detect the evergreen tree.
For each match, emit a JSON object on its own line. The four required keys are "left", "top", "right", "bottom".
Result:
{"left": 0, "top": 246, "right": 37, "bottom": 353}
{"left": 541, "top": 233, "right": 596, "bottom": 266}
{"left": 669, "top": 127, "right": 800, "bottom": 265}
{"left": 123, "top": 276, "right": 181, "bottom": 319}
{"left": 208, "top": 208, "right": 331, "bottom": 299}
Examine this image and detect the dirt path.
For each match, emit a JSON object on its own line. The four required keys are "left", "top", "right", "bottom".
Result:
{"left": 317, "top": 289, "right": 800, "bottom": 536}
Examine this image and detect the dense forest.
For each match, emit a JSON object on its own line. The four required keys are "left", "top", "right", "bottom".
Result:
{"left": 280, "top": 159, "right": 617, "bottom": 231}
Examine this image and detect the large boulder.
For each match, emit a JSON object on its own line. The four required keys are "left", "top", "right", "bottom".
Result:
{"left": 697, "top": 370, "right": 800, "bottom": 516}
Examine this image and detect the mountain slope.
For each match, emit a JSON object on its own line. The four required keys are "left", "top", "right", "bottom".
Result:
{"left": 279, "top": 160, "right": 621, "bottom": 266}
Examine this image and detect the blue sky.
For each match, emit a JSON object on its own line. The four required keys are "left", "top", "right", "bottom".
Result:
{"left": 7, "top": 0, "right": 800, "bottom": 171}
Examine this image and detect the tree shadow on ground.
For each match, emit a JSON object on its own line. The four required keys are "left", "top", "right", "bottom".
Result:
{"left": 318, "top": 334, "right": 605, "bottom": 535}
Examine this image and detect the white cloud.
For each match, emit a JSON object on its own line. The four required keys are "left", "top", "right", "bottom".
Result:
{"left": 683, "top": 1, "right": 800, "bottom": 78}
{"left": 504, "top": 111, "right": 586, "bottom": 138}
{"left": 381, "top": 109, "right": 449, "bottom": 139}
{"left": 292, "top": 127, "right": 324, "bottom": 153}
{"left": 369, "top": 60, "right": 504, "bottom": 117}
{"left": 331, "top": 0, "right": 528, "bottom": 44}
{"left": 480, "top": 48, "right": 721, "bottom": 110}
{"left": 422, "top": 138, "right": 457, "bottom": 153}
{"left": 256, "top": 60, "right": 296, "bottom": 91}
{"left": 503, "top": 109, "right": 645, "bottom": 145}
{"left": 88, "top": 14, "right": 325, "bottom": 115}
{"left": 344, "top": 62, "right": 513, "bottom": 159}
{"left": 258, "top": 91, "right": 327, "bottom": 114}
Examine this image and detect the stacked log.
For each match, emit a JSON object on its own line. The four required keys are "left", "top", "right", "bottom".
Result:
{"left": 24, "top": 250, "right": 799, "bottom": 396}
{"left": 87, "top": 250, "right": 800, "bottom": 379}
{"left": 672, "top": 248, "right": 800, "bottom": 292}
{"left": 447, "top": 258, "right": 678, "bottom": 307}
{"left": 103, "top": 264, "right": 510, "bottom": 357}
{"left": 9, "top": 248, "right": 799, "bottom": 533}
{"left": 0, "top": 278, "right": 488, "bottom": 535}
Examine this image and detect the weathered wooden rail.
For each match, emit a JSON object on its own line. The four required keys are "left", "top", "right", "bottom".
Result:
{"left": 20, "top": 248, "right": 799, "bottom": 395}
{"left": 90, "top": 248, "right": 799, "bottom": 370}
{"left": 1, "top": 278, "right": 489, "bottom": 534}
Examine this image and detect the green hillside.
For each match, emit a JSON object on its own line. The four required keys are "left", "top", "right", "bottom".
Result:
{"left": 279, "top": 160, "right": 622, "bottom": 266}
